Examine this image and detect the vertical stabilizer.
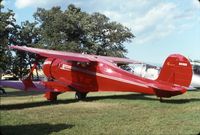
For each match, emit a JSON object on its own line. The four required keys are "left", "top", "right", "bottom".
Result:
{"left": 157, "top": 54, "right": 192, "bottom": 87}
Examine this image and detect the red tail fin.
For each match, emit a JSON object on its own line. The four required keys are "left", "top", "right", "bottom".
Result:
{"left": 157, "top": 54, "right": 192, "bottom": 87}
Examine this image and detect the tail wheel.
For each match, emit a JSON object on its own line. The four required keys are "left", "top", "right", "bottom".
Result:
{"left": 75, "top": 91, "right": 88, "bottom": 100}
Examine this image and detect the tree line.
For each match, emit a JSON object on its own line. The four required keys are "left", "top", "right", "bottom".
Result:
{"left": 0, "top": 2, "right": 134, "bottom": 78}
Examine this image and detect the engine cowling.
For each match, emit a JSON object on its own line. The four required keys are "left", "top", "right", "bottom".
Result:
{"left": 43, "top": 58, "right": 67, "bottom": 80}
{"left": 43, "top": 58, "right": 54, "bottom": 79}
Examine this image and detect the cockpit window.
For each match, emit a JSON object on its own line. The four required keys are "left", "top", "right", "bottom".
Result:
{"left": 77, "top": 62, "right": 91, "bottom": 68}
{"left": 118, "top": 63, "right": 160, "bottom": 80}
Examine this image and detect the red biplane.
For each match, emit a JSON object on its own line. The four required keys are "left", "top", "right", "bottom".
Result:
{"left": 0, "top": 46, "right": 193, "bottom": 101}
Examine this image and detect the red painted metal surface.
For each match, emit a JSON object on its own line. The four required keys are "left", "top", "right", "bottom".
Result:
{"left": 1, "top": 46, "right": 193, "bottom": 101}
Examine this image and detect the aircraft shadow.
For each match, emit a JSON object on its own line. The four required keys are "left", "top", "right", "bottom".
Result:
{"left": 0, "top": 90, "right": 44, "bottom": 97}
{"left": 85, "top": 94, "right": 200, "bottom": 104}
{"left": 0, "top": 99, "right": 78, "bottom": 110}
{"left": 0, "top": 93, "right": 152, "bottom": 110}
{"left": 160, "top": 98, "right": 200, "bottom": 104}
{"left": 86, "top": 93, "right": 155, "bottom": 101}
{"left": 1, "top": 93, "right": 200, "bottom": 110}
{"left": 0, "top": 123, "right": 74, "bottom": 135}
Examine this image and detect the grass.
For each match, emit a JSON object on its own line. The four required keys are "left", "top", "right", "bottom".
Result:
{"left": 0, "top": 88, "right": 200, "bottom": 135}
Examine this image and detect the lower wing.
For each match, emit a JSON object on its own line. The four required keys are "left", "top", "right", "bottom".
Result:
{"left": 0, "top": 80, "right": 53, "bottom": 92}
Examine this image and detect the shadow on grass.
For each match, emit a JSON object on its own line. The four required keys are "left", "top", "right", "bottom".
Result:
{"left": 161, "top": 98, "right": 200, "bottom": 104}
{"left": 1, "top": 93, "right": 200, "bottom": 110}
{"left": 0, "top": 93, "right": 152, "bottom": 110}
{"left": 0, "top": 123, "right": 74, "bottom": 135}
{"left": 0, "top": 99, "right": 78, "bottom": 110}
{"left": 86, "top": 93, "right": 155, "bottom": 101}
{"left": 85, "top": 94, "right": 200, "bottom": 104}
{"left": 0, "top": 90, "right": 44, "bottom": 97}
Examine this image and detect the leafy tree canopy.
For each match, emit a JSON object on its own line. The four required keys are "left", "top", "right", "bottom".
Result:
{"left": 0, "top": 1, "right": 16, "bottom": 71}
{"left": 0, "top": 3, "right": 134, "bottom": 77}
{"left": 0, "top": 0, "right": 40, "bottom": 76}
{"left": 34, "top": 4, "right": 134, "bottom": 57}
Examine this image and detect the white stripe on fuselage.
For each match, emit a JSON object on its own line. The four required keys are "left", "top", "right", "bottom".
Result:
{"left": 60, "top": 64, "right": 148, "bottom": 88}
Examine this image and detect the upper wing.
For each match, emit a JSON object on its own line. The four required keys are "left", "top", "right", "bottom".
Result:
{"left": 10, "top": 46, "right": 95, "bottom": 62}
{"left": 10, "top": 45, "right": 140, "bottom": 64}
{"left": 96, "top": 55, "right": 142, "bottom": 64}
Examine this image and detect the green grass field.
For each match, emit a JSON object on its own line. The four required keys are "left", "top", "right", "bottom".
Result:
{"left": 0, "top": 88, "right": 200, "bottom": 135}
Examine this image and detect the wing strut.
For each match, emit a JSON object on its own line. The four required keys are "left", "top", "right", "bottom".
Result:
{"left": 22, "top": 60, "right": 39, "bottom": 90}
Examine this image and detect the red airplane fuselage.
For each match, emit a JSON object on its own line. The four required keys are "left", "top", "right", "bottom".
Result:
{"left": 42, "top": 57, "right": 186, "bottom": 100}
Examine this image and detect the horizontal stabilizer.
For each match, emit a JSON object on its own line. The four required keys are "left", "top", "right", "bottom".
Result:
{"left": 148, "top": 82, "right": 187, "bottom": 97}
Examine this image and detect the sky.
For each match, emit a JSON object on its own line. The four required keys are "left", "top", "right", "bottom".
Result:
{"left": 2, "top": 0, "right": 200, "bottom": 65}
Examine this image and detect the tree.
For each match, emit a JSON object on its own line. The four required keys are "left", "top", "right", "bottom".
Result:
{"left": 34, "top": 4, "right": 134, "bottom": 57}
{"left": 0, "top": 0, "right": 16, "bottom": 71}
{"left": 10, "top": 21, "right": 41, "bottom": 78}
{"left": 1, "top": 3, "right": 134, "bottom": 78}
{"left": 0, "top": 0, "right": 41, "bottom": 77}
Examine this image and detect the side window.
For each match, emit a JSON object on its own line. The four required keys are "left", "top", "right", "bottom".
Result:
{"left": 76, "top": 62, "right": 91, "bottom": 68}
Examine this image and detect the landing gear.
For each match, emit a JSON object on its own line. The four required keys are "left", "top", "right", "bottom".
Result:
{"left": 75, "top": 91, "right": 87, "bottom": 100}
{"left": 159, "top": 97, "right": 163, "bottom": 102}
{"left": 0, "top": 87, "right": 6, "bottom": 95}
{"left": 44, "top": 92, "right": 61, "bottom": 101}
